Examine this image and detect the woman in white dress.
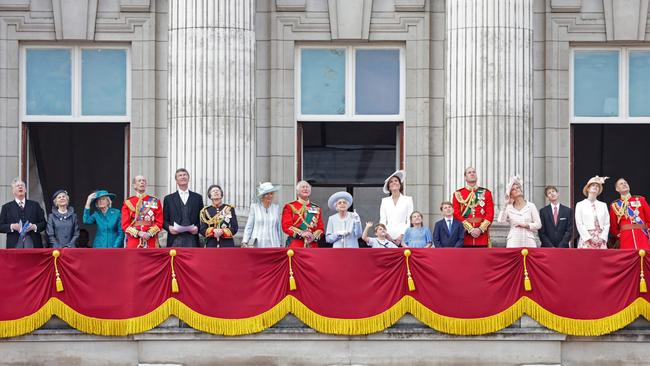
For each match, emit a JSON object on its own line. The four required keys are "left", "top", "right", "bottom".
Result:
{"left": 379, "top": 170, "right": 413, "bottom": 246}
{"left": 241, "top": 182, "right": 283, "bottom": 248}
{"left": 575, "top": 176, "right": 609, "bottom": 249}
{"left": 497, "top": 176, "right": 542, "bottom": 248}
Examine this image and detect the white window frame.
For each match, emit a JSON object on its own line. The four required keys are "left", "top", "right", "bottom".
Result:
{"left": 20, "top": 44, "right": 131, "bottom": 123}
{"left": 295, "top": 44, "right": 405, "bottom": 122}
{"left": 571, "top": 46, "right": 650, "bottom": 124}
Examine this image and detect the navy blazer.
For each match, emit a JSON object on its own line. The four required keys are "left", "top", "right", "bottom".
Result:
{"left": 538, "top": 204, "right": 573, "bottom": 248}
{"left": 0, "top": 199, "right": 46, "bottom": 248}
{"left": 433, "top": 218, "right": 464, "bottom": 248}
{"left": 163, "top": 190, "right": 204, "bottom": 247}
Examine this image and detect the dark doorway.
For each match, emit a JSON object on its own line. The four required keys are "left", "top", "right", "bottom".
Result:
{"left": 573, "top": 124, "right": 650, "bottom": 206}
{"left": 27, "top": 123, "right": 127, "bottom": 245}
{"left": 299, "top": 122, "right": 401, "bottom": 247}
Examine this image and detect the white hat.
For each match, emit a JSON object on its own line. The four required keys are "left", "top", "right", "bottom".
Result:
{"left": 256, "top": 182, "right": 279, "bottom": 198}
{"left": 328, "top": 191, "right": 353, "bottom": 210}
{"left": 382, "top": 170, "right": 406, "bottom": 194}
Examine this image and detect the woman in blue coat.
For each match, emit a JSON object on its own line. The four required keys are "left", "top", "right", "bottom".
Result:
{"left": 83, "top": 190, "right": 124, "bottom": 248}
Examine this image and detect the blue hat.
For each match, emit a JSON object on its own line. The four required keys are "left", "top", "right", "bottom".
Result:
{"left": 91, "top": 190, "right": 116, "bottom": 207}
{"left": 51, "top": 189, "right": 69, "bottom": 202}
{"left": 256, "top": 182, "right": 280, "bottom": 198}
{"left": 328, "top": 191, "right": 353, "bottom": 210}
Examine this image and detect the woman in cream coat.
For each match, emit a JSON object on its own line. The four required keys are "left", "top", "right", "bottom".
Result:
{"left": 497, "top": 176, "right": 542, "bottom": 248}
{"left": 241, "top": 182, "right": 283, "bottom": 248}
{"left": 575, "top": 176, "right": 609, "bottom": 249}
{"left": 379, "top": 170, "right": 413, "bottom": 246}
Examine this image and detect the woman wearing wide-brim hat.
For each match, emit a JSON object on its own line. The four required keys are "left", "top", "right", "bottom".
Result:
{"left": 575, "top": 175, "right": 610, "bottom": 249}
{"left": 83, "top": 189, "right": 125, "bottom": 248}
{"left": 241, "top": 182, "right": 283, "bottom": 248}
{"left": 379, "top": 170, "right": 413, "bottom": 246}
{"left": 325, "top": 191, "right": 362, "bottom": 248}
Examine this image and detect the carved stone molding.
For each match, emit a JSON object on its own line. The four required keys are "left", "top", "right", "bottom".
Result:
{"left": 0, "top": 0, "right": 29, "bottom": 11}
{"left": 275, "top": 0, "right": 306, "bottom": 12}
{"left": 603, "top": 0, "right": 648, "bottom": 41}
{"left": 119, "top": 0, "right": 150, "bottom": 12}
{"left": 394, "top": 0, "right": 425, "bottom": 12}
{"left": 51, "top": 0, "right": 98, "bottom": 40}
{"left": 328, "top": 0, "right": 372, "bottom": 40}
{"left": 550, "top": 0, "right": 581, "bottom": 12}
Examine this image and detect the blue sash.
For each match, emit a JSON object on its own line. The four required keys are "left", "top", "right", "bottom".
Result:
{"left": 616, "top": 199, "right": 649, "bottom": 237}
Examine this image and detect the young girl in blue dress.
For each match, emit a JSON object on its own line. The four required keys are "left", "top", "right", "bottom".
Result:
{"left": 402, "top": 211, "right": 433, "bottom": 248}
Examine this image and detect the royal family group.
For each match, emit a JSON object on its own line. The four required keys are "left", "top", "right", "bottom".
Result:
{"left": 0, "top": 167, "right": 646, "bottom": 250}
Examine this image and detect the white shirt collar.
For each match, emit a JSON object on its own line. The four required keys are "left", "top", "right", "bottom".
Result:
{"left": 178, "top": 188, "right": 189, "bottom": 195}
{"left": 15, "top": 198, "right": 25, "bottom": 206}
{"left": 551, "top": 202, "right": 560, "bottom": 210}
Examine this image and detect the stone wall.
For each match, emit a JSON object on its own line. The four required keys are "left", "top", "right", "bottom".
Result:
{"left": 3, "top": 314, "right": 650, "bottom": 365}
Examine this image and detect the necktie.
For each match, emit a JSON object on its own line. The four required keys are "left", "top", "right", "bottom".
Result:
{"left": 18, "top": 201, "right": 24, "bottom": 209}
{"left": 447, "top": 220, "right": 452, "bottom": 233}
{"left": 553, "top": 206, "right": 558, "bottom": 225}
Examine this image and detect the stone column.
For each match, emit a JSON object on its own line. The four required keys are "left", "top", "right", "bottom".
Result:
{"left": 445, "top": 0, "right": 533, "bottom": 208}
{"left": 168, "top": 0, "right": 255, "bottom": 210}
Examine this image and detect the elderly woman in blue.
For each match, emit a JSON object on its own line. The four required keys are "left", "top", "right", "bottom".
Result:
{"left": 83, "top": 190, "right": 124, "bottom": 248}
{"left": 325, "top": 191, "right": 362, "bottom": 248}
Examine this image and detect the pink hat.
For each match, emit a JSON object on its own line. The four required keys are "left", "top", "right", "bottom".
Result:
{"left": 504, "top": 175, "right": 523, "bottom": 203}
{"left": 582, "top": 175, "right": 609, "bottom": 197}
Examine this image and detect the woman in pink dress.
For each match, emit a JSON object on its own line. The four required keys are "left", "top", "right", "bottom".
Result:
{"left": 497, "top": 176, "right": 541, "bottom": 248}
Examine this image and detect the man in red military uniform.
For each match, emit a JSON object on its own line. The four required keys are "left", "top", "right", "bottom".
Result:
{"left": 609, "top": 178, "right": 650, "bottom": 250}
{"left": 282, "top": 180, "right": 324, "bottom": 248}
{"left": 452, "top": 167, "right": 494, "bottom": 247}
{"left": 121, "top": 175, "right": 163, "bottom": 248}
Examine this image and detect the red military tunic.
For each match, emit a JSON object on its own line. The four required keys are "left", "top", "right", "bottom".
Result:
{"left": 452, "top": 186, "right": 494, "bottom": 247}
{"left": 121, "top": 194, "right": 163, "bottom": 248}
{"left": 281, "top": 199, "right": 324, "bottom": 248}
{"left": 609, "top": 195, "right": 650, "bottom": 250}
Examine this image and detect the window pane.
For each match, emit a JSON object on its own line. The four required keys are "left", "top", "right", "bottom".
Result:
{"left": 82, "top": 49, "right": 127, "bottom": 115}
{"left": 26, "top": 49, "right": 72, "bottom": 115}
{"left": 355, "top": 49, "right": 400, "bottom": 115}
{"left": 302, "top": 122, "right": 397, "bottom": 185}
{"left": 629, "top": 51, "right": 650, "bottom": 117}
{"left": 573, "top": 51, "right": 619, "bottom": 117}
{"left": 300, "top": 49, "right": 346, "bottom": 115}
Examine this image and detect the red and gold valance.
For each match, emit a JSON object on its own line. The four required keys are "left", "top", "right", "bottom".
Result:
{"left": 1, "top": 248, "right": 649, "bottom": 338}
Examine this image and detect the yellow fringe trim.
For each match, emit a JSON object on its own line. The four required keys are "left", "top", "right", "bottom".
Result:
{"left": 3, "top": 296, "right": 650, "bottom": 338}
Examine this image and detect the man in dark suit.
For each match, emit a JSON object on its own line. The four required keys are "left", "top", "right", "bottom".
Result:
{"left": 163, "top": 168, "right": 204, "bottom": 247}
{"left": 538, "top": 185, "right": 573, "bottom": 248}
{"left": 0, "top": 178, "right": 46, "bottom": 248}
{"left": 433, "top": 201, "right": 464, "bottom": 248}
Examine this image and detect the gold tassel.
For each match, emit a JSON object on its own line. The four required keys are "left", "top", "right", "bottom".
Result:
{"left": 521, "top": 249, "right": 532, "bottom": 292}
{"left": 640, "top": 250, "right": 647, "bottom": 293}
{"left": 169, "top": 249, "right": 179, "bottom": 293}
{"left": 524, "top": 277, "right": 532, "bottom": 292}
{"left": 407, "top": 276, "right": 416, "bottom": 292}
{"left": 404, "top": 249, "right": 416, "bottom": 292}
{"left": 52, "top": 250, "right": 64, "bottom": 293}
{"left": 287, "top": 249, "right": 297, "bottom": 291}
